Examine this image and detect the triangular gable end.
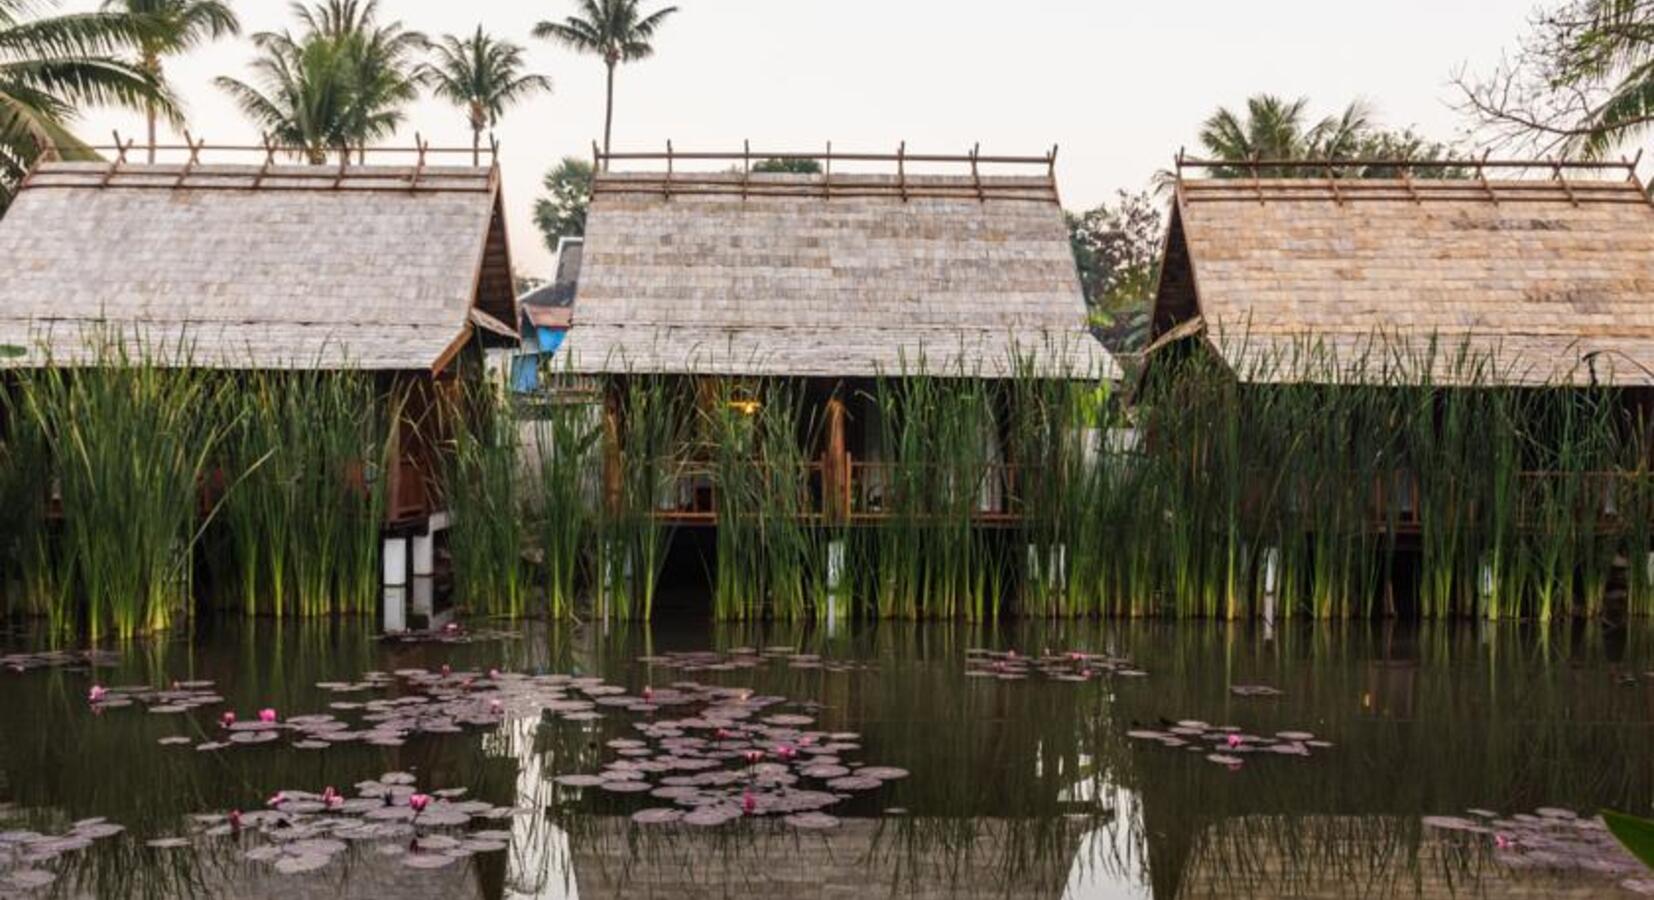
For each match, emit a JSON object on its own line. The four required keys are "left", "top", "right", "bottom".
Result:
{"left": 436, "top": 181, "right": 519, "bottom": 374}
{"left": 1150, "top": 199, "right": 1201, "bottom": 340}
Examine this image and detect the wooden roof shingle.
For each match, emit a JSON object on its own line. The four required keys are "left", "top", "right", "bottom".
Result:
{"left": 0, "top": 160, "right": 517, "bottom": 371}
{"left": 565, "top": 170, "right": 1112, "bottom": 379}
{"left": 1153, "top": 174, "right": 1654, "bottom": 385}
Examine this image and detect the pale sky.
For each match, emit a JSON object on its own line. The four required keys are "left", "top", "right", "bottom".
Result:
{"left": 67, "top": 0, "right": 1548, "bottom": 278}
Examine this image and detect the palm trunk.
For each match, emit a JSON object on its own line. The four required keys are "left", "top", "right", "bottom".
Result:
{"left": 143, "top": 51, "right": 159, "bottom": 164}
{"left": 472, "top": 128, "right": 481, "bottom": 167}
{"left": 602, "top": 60, "right": 617, "bottom": 170}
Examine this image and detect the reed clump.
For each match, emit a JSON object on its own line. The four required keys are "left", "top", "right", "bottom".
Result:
{"left": 3, "top": 343, "right": 226, "bottom": 639}
{"left": 216, "top": 370, "right": 390, "bottom": 619}
{"left": 445, "top": 374, "right": 530, "bottom": 618}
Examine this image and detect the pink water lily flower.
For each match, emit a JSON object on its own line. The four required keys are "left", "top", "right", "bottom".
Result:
{"left": 258, "top": 708, "right": 277, "bottom": 724}
{"left": 408, "top": 793, "right": 432, "bottom": 814}
{"left": 641, "top": 686, "right": 654, "bottom": 701}
{"left": 87, "top": 685, "right": 107, "bottom": 704}
{"left": 744, "top": 750, "right": 764, "bottom": 765}
{"left": 228, "top": 810, "right": 243, "bottom": 833}
{"left": 266, "top": 792, "right": 285, "bottom": 807}
{"left": 1226, "top": 734, "right": 1243, "bottom": 750}
{"left": 776, "top": 744, "right": 797, "bottom": 761}
{"left": 220, "top": 711, "right": 236, "bottom": 728}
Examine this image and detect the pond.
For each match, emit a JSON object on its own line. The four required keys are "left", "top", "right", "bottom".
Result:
{"left": 1, "top": 616, "right": 1652, "bottom": 898}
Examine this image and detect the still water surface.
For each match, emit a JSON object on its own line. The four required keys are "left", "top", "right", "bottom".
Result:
{"left": 1, "top": 617, "right": 1652, "bottom": 898}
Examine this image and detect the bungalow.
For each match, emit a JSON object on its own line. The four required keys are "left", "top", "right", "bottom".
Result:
{"left": 0, "top": 148, "right": 520, "bottom": 588}
{"left": 562, "top": 146, "right": 1114, "bottom": 526}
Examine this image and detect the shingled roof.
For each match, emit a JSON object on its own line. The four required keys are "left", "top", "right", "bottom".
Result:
{"left": 1150, "top": 165, "right": 1654, "bottom": 386}
{"left": 0, "top": 160, "right": 517, "bottom": 371}
{"left": 563, "top": 156, "right": 1112, "bottom": 380}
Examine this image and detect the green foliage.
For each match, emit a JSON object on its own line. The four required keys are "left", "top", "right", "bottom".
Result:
{"left": 216, "top": 370, "right": 390, "bottom": 619}
{"left": 0, "top": 0, "right": 180, "bottom": 208}
{"left": 524, "top": 384, "right": 600, "bottom": 618}
{"left": 445, "top": 375, "right": 529, "bottom": 618}
{"left": 1460, "top": 1, "right": 1654, "bottom": 158}
{"left": 533, "top": 0, "right": 680, "bottom": 156}
{"left": 534, "top": 156, "right": 593, "bottom": 250}
{"left": 1193, "top": 94, "right": 1458, "bottom": 177}
{"left": 7, "top": 340, "right": 227, "bottom": 639}
{"left": 418, "top": 26, "right": 551, "bottom": 164}
{"left": 216, "top": 0, "right": 426, "bottom": 163}
{"left": 1067, "top": 191, "right": 1163, "bottom": 353}
{"left": 1604, "top": 810, "right": 1654, "bottom": 871}
{"left": 751, "top": 157, "right": 822, "bottom": 174}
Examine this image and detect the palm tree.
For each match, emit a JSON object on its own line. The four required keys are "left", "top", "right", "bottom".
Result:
{"left": 420, "top": 27, "right": 551, "bottom": 166}
{"left": 1, "top": 0, "right": 178, "bottom": 208}
{"left": 534, "top": 0, "right": 677, "bottom": 166}
{"left": 217, "top": 1, "right": 425, "bottom": 164}
{"left": 215, "top": 30, "right": 354, "bottom": 164}
{"left": 1197, "top": 94, "right": 1372, "bottom": 177}
{"left": 100, "top": 0, "right": 239, "bottom": 162}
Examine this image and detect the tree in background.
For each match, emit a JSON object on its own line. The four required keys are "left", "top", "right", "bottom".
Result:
{"left": 1, "top": 0, "right": 177, "bottom": 210}
{"left": 420, "top": 27, "right": 551, "bottom": 166}
{"left": 217, "top": 1, "right": 425, "bottom": 164}
{"left": 1198, "top": 94, "right": 1370, "bottom": 173}
{"left": 751, "top": 157, "right": 821, "bottom": 174}
{"left": 1187, "top": 94, "right": 1458, "bottom": 179}
{"left": 534, "top": 0, "right": 678, "bottom": 165}
{"left": 1459, "top": 0, "right": 1654, "bottom": 157}
{"left": 1067, "top": 192, "right": 1164, "bottom": 353}
{"left": 100, "top": 0, "right": 239, "bottom": 162}
{"left": 534, "top": 156, "right": 593, "bottom": 251}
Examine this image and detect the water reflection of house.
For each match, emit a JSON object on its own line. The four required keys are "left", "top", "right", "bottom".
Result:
{"left": 561, "top": 147, "right": 1114, "bottom": 526}
{"left": 565, "top": 816, "right": 1084, "bottom": 899}
{"left": 0, "top": 150, "right": 519, "bottom": 572}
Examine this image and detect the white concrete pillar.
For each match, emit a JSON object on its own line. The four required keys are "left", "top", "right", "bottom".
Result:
{"left": 383, "top": 537, "right": 408, "bottom": 587}
{"left": 412, "top": 533, "right": 435, "bottom": 577}
{"left": 1262, "top": 546, "right": 1280, "bottom": 627}
{"left": 1262, "top": 546, "right": 1281, "bottom": 595}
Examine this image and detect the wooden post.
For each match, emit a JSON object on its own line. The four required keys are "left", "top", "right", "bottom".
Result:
{"left": 825, "top": 395, "right": 848, "bottom": 522}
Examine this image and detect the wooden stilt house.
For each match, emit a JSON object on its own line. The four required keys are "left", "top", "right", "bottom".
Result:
{"left": 561, "top": 146, "right": 1114, "bottom": 526}
{"left": 0, "top": 145, "right": 519, "bottom": 544}
{"left": 1141, "top": 157, "right": 1654, "bottom": 615}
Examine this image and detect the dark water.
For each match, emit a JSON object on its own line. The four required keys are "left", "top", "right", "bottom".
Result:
{"left": 2, "top": 616, "right": 1653, "bottom": 899}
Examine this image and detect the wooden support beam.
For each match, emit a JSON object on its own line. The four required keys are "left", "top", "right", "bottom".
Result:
{"left": 824, "top": 395, "right": 849, "bottom": 522}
